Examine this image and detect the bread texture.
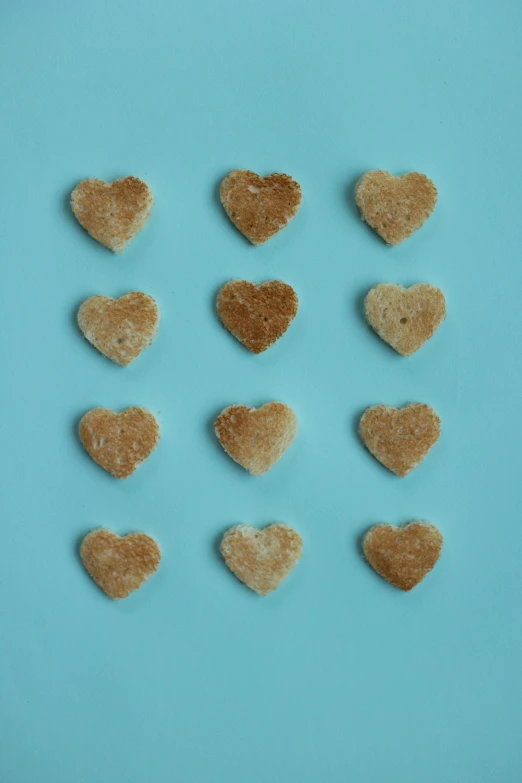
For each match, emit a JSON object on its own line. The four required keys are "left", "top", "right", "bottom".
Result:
{"left": 365, "top": 283, "right": 446, "bottom": 356}
{"left": 363, "top": 521, "right": 443, "bottom": 591}
{"left": 217, "top": 280, "right": 298, "bottom": 353}
{"left": 220, "top": 170, "right": 302, "bottom": 245}
{"left": 78, "top": 292, "right": 159, "bottom": 366}
{"left": 221, "top": 523, "right": 302, "bottom": 595}
{"left": 214, "top": 402, "right": 297, "bottom": 476}
{"left": 359, "top": 403, "right": 441, "bottom": 477}
{"left": 355, "top": 170, "right": 437, "bottom": 245}
{"left": 70, "top": 176, "right": 153, "bottom": 252}
{"left": 80, "top": 529, "right": 161, "bottom": 600}
{"left": 79, "top": 407, "right": 160, "bottom": 479}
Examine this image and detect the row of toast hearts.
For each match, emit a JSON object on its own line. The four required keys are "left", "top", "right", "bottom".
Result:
{"left": 70, "top": 169, "right": 438, "bottom": 251}
{"left": 81, "top": 521, "right": 444, "bottom": 600}
{"left": 78, "top": 283, "right": 446, "bottom": 364}
{"left": 79, "top": 402, "right": 440, "bottom": 479}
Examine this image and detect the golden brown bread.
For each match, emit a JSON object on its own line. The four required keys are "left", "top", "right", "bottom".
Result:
{"left": 214, "top": 402, "right": 298, "bottom": 476}
{"left": 79, "top": 407, "right": 160, "bottom": 479}
{"left": 221, "top": 524, "right": 302, "bottom": 595}
{"left": 359, "top": 403, "right": 441, "bottom": 477}
{"left": 363, "top": 521, "right": 443, "bottom": 591}
{"left": 80, "top": 529, "right": 161, "bottom": 599}
{"left": 220, "top": 170, "right": 302, "bottom": 245}
{"left": 365, "top": 283, "right": 446, "bottom": 356}
{"left": 78, "top": 292, "right": 159, "bottom": 366}
{"left": 355, "top": 170, "right": 437, "bottom": 245}
{"left": 70, "top": 176, "right": 153, "bottom": 252}
{"left": 217, "top": 280, "right": 298, "bottom": 353}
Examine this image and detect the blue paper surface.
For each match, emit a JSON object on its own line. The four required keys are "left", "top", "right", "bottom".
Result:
{"left": 1, "top": 1, "right": 521, "bottom": 781}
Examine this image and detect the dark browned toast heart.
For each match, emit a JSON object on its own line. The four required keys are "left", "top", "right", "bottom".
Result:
{"left": 217, "top": 280, "right": 298, "bottom": 353}
{"left": 220, "top": 170, "right": 302, "bottom": 245}
{"left": 363, "top": 521, "right": 443, "bottom": 590}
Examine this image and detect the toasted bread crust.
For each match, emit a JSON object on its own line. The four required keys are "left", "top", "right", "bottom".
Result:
{"left": 79, "top": 407, "right": 160, "bottom": 479}
{"left": 81, "top": 529, "right": 161, "bottom": 599}
{"left": 355, "top": 170, "right": 437, "bottom": 245}
{"left": 365, "top": 283, "right": 446, "bottom": 356}
{"left": 359, "top": 403, "right": 441, "bottom": 476}
{"left": 220, "top": 170, "right": 302, "bottom": 245}
{"left": 214, "top": 402, "right": 298, "bottom": 476}
{"left": 221, "top": 524, "right": 302, "bottom": 595}
{"left": 78, "top": 292, "right": 159, "bottom": 366}
{"left": 217, "top": 280, "right": 298, "bottom": 353}
{"left": 71, "top": 176, "right": 153, "bottom": 252}
{"left": 363, "top": 521, "right": 443, "bottom": 591}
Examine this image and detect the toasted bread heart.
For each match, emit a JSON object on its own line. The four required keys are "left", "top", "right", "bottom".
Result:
{"left": 363, "top": 521, "right": 443, "bottom": 591}
{"left": 79, "top": 407, "right": 160, "bottom": 479}
{"left": 220, "top": 170, "right": 302, "bottom": 245}
{"left": 78, "top": 292, "right": 159, "bottom": 366}
{"left": 359, "top": 403, "right": 440, "bottom": 477}
{"left": 71, "top": 176, "right": 153, "bottom": 252}
{"left": 221, "top": 524, "right": 302, "bottom": 595}
{"left": 217, "top": 280, "right": 298, "bottom": 353}
{"left": 355, "top": 170, "right": 437, "bottom": 245}
{"left": 80, "top": 529, "right": 161, "bottom": 599}
{"left": 214, "top": 402, "right": 297, "bottom": 476}
{"left": 365, "top": 284, "right": 446, "bottom": 356}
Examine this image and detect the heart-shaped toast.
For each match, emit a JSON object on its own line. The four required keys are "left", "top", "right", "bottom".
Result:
{"left": 359, "top": 403, "right": 440, "bottom": 477}
{"left": 217, "top": 280, "right": 298, "bottom": 353}
{"left": 355, "top": 170, "right": 437, "bottom": 245}
{"left": 78, "top": 292, "right": 159, "bottom": 366}
{"left": 365, "top": 284, "right": 446, "bottom": 356}
{"left": 79, "top": 407, "right": 160, "bottom": 479}
{"left": 363, "top": 521, "right": 443, "bottom": 591}
{"left": 80, "top": 529, "right": 161, "bottom": 599}
{"left": 214, "top": 402, "right": 297, "bottom": 476}
{"left": 220, "top": 170, "right": 302, "bottom": 245}
{"left": 71, "top": 176, "right": 153, "bottom": 252}
{"left": 221, "top": 524, "right": 302, "bottom": 595}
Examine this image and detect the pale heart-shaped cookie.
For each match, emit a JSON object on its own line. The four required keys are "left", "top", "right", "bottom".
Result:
{"left": 355, "top": 170, "right": 437, "bottom": 245}
{"left": 78, "top": 292, "right": 159, "bottom": 366}
{"left": 79, "top": 407, "right": 160, "bottom": 479}
{"left": 214, "top": 402, "right": 298, "bottom": 476}
{"left": 221, "top": 524, "right": 302, "bottom": 596}
{"left": 217, "top": 280, "right": 298, "bottom": 353}
{"left": 71, "top": 176, "right": 153, "bottom": 252}
{"left": 220, "top": 170, "right": 302, "bottom": 245}
{"left": 359, "top": 403, "right": 441, "bottom": 477}
{"left": 80, "top": 529, "right": 161, "bottom": 599}
{"left": 363, "top": 521, "right": 443, "bottom": 591}
{"left": 365, "top": 284, "right": 446, "bottom": 356}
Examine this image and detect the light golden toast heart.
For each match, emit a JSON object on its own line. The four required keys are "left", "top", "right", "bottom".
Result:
{"left": 79, "top": 407, "right": 160, "bottom": 479}
{"left": 363, "top": 521, "right": 443, "bottom": 591}
{"left": 80, "top": 529, "right": 161, "bottom": 599}
{"left": 71, "top": 176, "right": 153, "bottom": 252}
{"left": 220, "top": 170, "right": 302, "bottom": 245}
{"left": 217, "top": 280, "right": 298, "bottom": 353}
{"left": 359, "top": 403, "right": 440, "bottom": 477}
{"left": 365, "top": 283, "right": 446, "bottom": 356}
{"left": 78, "top": 292, "right": 159, "bottom": 366}
{"left": 221, "top": 524, "right": 302, "bottom": 595}
{"left": 214, "top": 402, "right": 298, "bottom": 476}
{"left": 355, "top": 170, "right": 437, "bottom": 245}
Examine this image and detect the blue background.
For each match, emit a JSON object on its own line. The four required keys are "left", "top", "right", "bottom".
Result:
{"left": 1, "top": 1, "right": 521, "bottom": 781}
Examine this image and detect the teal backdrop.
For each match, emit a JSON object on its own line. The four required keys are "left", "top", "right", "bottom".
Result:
{"left": 1, "top": 1, "right": 521, "bottom": 781}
